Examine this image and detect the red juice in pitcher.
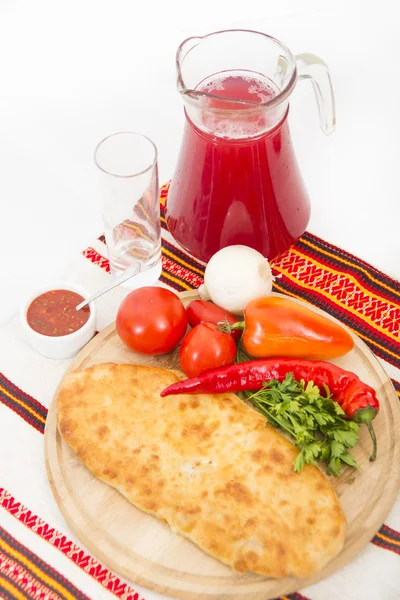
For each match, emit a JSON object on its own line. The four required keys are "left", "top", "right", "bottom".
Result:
{"left": 166, "top": 71, "right": 310, "bottom": 263}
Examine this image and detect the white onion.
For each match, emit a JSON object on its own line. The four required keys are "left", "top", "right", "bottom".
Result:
{"left": 198, "top": 245, "right": 273, "bottom": 314}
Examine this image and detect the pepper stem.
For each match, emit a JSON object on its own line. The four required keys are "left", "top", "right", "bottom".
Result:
{"left": 218, "top": 319, "right": 245, "bottom": 334}
{"left": 229, "top": 321, "right": 245, "bottom": 330}
{"left": 367, "top": 422, "right": 377, "bottom": 461}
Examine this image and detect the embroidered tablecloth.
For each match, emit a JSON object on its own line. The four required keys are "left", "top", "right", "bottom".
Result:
{"left": 0, "top": 182, "right": 399, "bottom": 600}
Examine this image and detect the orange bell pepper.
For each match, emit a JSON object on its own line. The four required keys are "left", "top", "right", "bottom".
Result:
{"left": 230, "top": 296, "right": 354, "bottom": 359}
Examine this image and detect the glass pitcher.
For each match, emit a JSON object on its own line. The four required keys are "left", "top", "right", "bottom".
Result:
{"left": 165, "top": 29, "right": 335, "bottom": 263}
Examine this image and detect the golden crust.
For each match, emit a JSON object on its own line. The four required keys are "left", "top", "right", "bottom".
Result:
{"left": 57, "top": 362, "right": 346, "bottom": 578}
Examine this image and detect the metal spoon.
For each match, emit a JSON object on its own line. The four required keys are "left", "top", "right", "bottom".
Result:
{"left": 75, "top": 262, "right": 141, "bottom": 311}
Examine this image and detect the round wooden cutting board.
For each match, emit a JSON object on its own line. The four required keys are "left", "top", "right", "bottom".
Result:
{"left": 45, "top": 291, "right": 400, "bottom": 600}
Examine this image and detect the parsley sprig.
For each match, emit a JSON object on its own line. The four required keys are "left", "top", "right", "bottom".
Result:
{"left": 244, "top": 374, "right": 360, "bottom": 477}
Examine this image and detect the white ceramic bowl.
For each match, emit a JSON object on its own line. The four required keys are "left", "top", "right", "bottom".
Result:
{"left": 20, "top": 281, "right": 97, "bottom": 359}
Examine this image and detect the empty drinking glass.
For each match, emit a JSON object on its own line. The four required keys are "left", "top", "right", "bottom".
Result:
{"left": 94, "top": 132, "right": 161, "bottom": 287}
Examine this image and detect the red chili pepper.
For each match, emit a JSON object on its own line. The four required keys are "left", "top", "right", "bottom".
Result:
{"left": 160, "top": 358, "right": 379, "bottom": 460}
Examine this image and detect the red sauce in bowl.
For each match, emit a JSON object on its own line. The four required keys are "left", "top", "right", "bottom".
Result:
{"left": 26, "top": 290, "right": 90, "bottom": 337}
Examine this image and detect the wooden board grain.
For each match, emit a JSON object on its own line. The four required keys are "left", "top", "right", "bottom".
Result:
{"left": 45, "top": 291, "right": 400, "bottom": 599}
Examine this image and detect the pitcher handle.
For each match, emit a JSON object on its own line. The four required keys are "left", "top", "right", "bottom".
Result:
{"left": 295, "top": 53, "right": 336, "bottom": 135}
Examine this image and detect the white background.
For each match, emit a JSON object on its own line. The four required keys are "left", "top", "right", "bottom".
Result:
{"left": 1, "top": 0, "right": 399, "bottom": 324}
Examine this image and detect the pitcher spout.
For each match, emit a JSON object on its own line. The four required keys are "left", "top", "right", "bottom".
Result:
{"left": 176, "top": 36, "right": 203, "bottom": 94}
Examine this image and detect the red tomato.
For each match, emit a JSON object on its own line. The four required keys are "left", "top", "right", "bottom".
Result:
{"left": 186, "top": 300, "right": 241, "bottom": 341}
{"left": 180, "top": 322, "right": 236, "bottom": 378}
{"left": 116, "top": 287, "right": 188, "bottom": 355}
